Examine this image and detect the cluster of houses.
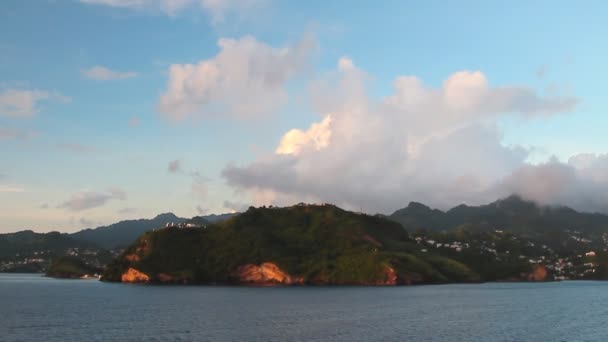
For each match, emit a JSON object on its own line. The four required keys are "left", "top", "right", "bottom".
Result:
{"left": 414, "top": 236, "right": 468, "bottom": 253}
{"left": 67, "top": 248, "right": 100, "bottom": 257}
{"left": 164, "top": 222, "right": 206, "bottom": 229}
{"left": 412, "top": 228, "right": 606, "bottom": 280}
{"left": 0, "top": 258, "right": 44, "bottom": 271}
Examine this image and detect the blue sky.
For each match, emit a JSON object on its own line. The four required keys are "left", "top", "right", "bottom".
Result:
{"left": 1, "top": 0, "right": 607, "bottom": 232}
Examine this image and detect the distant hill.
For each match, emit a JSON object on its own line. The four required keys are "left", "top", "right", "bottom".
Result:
{"left": 102, "top": 204, "right": 492, "bottom": 285}
{"left": 0, "top": 211, "right": 239, "bottom": 273}
{"left": 389, "top": 195, "right": 608, "bottom": 256}
{"left": 70, "top": 213, "right": 187, "bottom": 249}
{"left": 0, "top": 230, "right": 105, "bottom": 273}
{"left": 194, "top": 212, "right": 237, "bottom": 223}
{"left": 71, "top": 212, "right": 238, "bottom": 249}
{"left": 391, "top": 195, "right": 608, "bottom": 234}
{"left": 0, "top": 230, "right": 96, "bottom": 259}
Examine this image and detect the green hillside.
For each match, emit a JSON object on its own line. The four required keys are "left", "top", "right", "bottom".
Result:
{"left": 102, "top": 204, "right": 499, "bottom": 285}
{"left": 46, "top": 256, "right": 102, "bottom": 279}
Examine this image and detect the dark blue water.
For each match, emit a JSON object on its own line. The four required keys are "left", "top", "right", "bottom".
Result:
{"left": 1, "top": 273, "right": 607, "bottom": 341}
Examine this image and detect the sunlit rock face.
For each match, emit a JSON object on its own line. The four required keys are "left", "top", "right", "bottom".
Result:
{"left": 375, "top": 266, "right": 397, "bottom": 285}
{"left": 121, "top": 268, "right": 150, "bottom": 283}
{"left": 528, "top": 265, "right": 548, "bottom": 281}
{"left": 234, "top": 262, "right": 304, "bottom": 285}
{"left": 124, "top": 254, "right": 140, "bottom": 262}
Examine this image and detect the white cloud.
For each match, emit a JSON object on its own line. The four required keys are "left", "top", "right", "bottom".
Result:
{"left": 0, "top": 89, "right": 69, "bottom": 117}
{"left": 223, "top": 58, "right": 585, "bottom": 213}
{"left": 81, "top": 66, "right": 137, "bottom": 81}
{"left": 58, "top": 188, "right": 127, "bottom": 211}
{"left": 498, "top": 154, "right": 608, "bottom": 213}
{"left": 158, "top": 35, "right": 315, "bottom": 121}
{"left": 276, "top": 115, "right": 332, "bottom": 155}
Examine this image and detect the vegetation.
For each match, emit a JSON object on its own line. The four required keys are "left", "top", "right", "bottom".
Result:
{"left": 102, "top": 204, "right": 487, "bottom": 284}
{"left": 0, "top": 230, "right": 95, "bottom": 259}
{"left": 46, "top": 256, "right": 102, "bottom": 279}
{"left": 8, "top": 195, "right": 608, "bottom": 284}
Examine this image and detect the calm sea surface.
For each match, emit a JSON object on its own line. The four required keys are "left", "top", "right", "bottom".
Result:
{"left": 1, "top": 273, "right": 607, "bottom": 342}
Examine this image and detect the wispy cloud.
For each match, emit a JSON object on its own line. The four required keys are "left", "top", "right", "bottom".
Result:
{"left": 81, "top": 65, "right": 137, "bottom": 81}
{"left": 223, "top": 200, "right": 248, "bottom": 212}
{"left": 191, "top": 172, "right": 210, "bottom": 198}
{"left": 0, "top": 127, "right": 36, "bottom": 141}
{"left": 128, "top": 117, "right": 141, "bottom": 127}
{"left": 56, "top": 142, "right": 101, "bottom": 154}
{"left": 118, "top": 207, "right": 138, "bottom": 215}
{"left": 536, "top": 65, "right": 549, "bottom": 79}
{"left": 79, "top": 0, "right": 269, "bottom": 19}
{"left": 0, "top": 185, "right": 25, "bottom": 193}
{"left": 58, "top": 188, "right": 127, "bottom": 211}
{"left": 0, "top": 89, "right": 70, "bottom": 117}
{"left": 195, "top": 205, "right": 208, "bottom": 215}
{"left": 168, "top": 159, "right": 182, "bottom": 173}
{"left": 79, "top": 217, "right": 95, "bottom": 227}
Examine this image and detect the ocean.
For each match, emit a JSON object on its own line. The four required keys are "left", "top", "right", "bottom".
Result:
{"left": 1, "top": 273, "right": 606, "bottom": 341}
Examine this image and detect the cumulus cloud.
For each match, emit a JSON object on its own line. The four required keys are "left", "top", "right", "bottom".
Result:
{"left": 276, "top": 115, "right": 332, "bottom": 155}
{"left": 58, "top": 188, "right": 127, "bottom": 211}
{"left": 499, "top": 154, "right": 608, "bottom": 213}
{"left": 168, "top": 159, "right": 182, "bottom": 173}
{"left": 80, "top": 0, "right": 268, "bottom": 18}
{"left": 222, "top": 58, "right": 586, "bottom": 213}
{"left": 158, "top": 35, "right": 315, "bottom": 121}
{"left": 81, "top": 66, "right": 137, "bottom": 81}
{"left": 0, "top": 89, "right": 69, "bottom": 117}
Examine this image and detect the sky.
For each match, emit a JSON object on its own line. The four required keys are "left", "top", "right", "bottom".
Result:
{"left": 1, "top": 0, "right": 607, "bottom": 233}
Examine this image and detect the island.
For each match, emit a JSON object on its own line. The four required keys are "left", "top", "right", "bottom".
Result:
{"left": 101, "top": 204, "right": 544, "bottom": 285}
